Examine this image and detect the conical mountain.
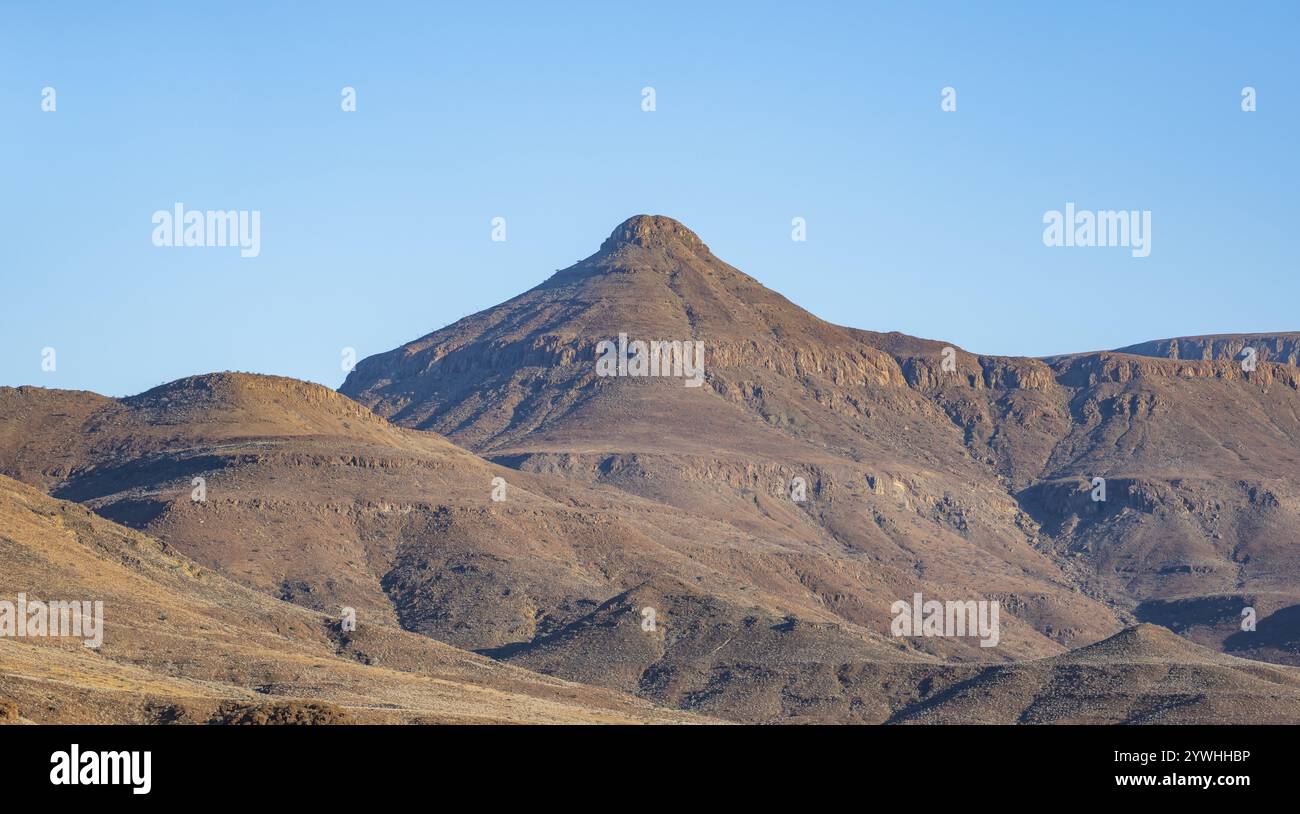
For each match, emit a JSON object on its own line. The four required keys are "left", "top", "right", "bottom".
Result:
{"left": 341, "top": 215, "right": 1300, "bottom": 674}
{"left": 341, "top": 216, "right": 1125, "bottom": 663}
{"left": 340, "top": 215, "right": 912, "bottom": 443}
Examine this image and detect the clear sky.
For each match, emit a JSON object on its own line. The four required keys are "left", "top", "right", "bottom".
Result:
{"left": 2, "top": 1, "right": 1296, "bottom": 396}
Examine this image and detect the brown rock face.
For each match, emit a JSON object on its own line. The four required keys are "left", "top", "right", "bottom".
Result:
{"left": 599, "top": 214, "right": 712, "bottom": 255}
{"left": 1113, "top": 333, "right": 1300, "bottom": 366}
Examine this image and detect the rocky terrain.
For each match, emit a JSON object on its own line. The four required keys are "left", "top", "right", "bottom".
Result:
{"left": 1112, "top": 333, "right": 1300, "bottom": 366}
{"left": 4, "top": 215, "right": 1300, "bottom": 724}
{"left": 890, "top": 624, "right": 1300, "bottom": 724}
{"left": 343, "top": 216, "right": 1300, "bottom": 664}
{"left": 0, "top": 475, "right": 707, "bottom": 724}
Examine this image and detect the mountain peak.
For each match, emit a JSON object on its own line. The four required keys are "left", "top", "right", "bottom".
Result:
{"left": 599, "top": 214, "right": 709, "bottom": 256}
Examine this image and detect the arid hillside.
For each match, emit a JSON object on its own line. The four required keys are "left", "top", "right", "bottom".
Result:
{"left": 7, "top": 473, "right": 1293, "bottom": 725}
{"left": 341, "top": 215, "right": 1300, "bottom": 668}
{"left": 889, "top": 624, "right": 1300, "bottom": 724}
{"left": 5, "top": 216, "right": 1300, "bottom": 724}
{"left": 2, "top": 375, "right": 990, "bottom": 723}
{"left": 0, "top": 475, "right": 708, "bottom": 724}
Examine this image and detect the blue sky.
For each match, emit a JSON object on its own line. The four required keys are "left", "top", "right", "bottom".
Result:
{"left": 2, "top": 1, "right": 1296, "bottom": 396}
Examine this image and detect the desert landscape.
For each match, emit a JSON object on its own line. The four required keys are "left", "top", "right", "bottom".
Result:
{"left": 4, "top": 215, "right": 1300, "bottom": 724}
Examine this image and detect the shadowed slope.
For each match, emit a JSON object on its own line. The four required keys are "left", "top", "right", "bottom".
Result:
{"left": 0, "top": 475, "right": 708, "bottom": 724}
{"left": 889, "top": 624, "right": 1300, "bottom": 724}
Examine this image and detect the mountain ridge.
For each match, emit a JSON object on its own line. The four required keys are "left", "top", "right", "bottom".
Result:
{"left": 338, "top": 215, "right": 1300, "bottom": 681}
{"left": 6, "top": 214, "right": 1300, "bottom": 723}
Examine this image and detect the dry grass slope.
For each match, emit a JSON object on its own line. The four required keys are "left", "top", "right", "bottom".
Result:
{"left": 0, "top": 475, "right": 711, "bottom": 724}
